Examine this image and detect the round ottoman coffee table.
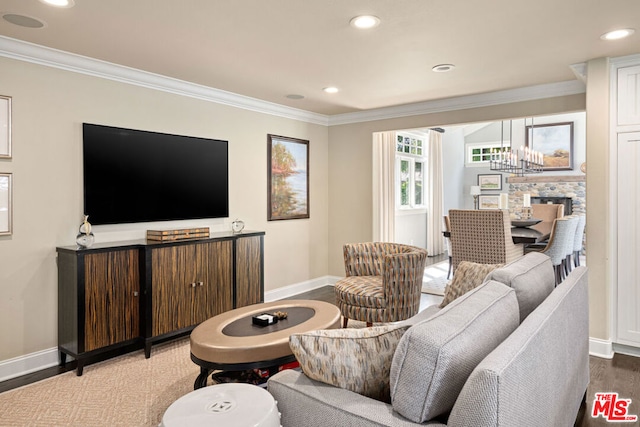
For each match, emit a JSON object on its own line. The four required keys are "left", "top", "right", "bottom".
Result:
{"left": 190, "top": 299, "right": 341, "bottom": 389}
{"left": 161, "top": 383, "right": 280, "bottom": 427}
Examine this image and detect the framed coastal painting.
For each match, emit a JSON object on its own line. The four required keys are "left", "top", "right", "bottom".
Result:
{"left": 478, "top": 174, "right": 502, "bottom": 191}
{"left": 0, "top": 95, "right": 10, "bottom": 159}
{"left": 525, "top": 121, "right": 574, "bottom": 171}
{"left": 267, "top": 134, "right": 309, "bottom": 221}
{"left": 0, "top": 173, "right": 12, "bottom": 235}
{"left": 478, "top": 194, "right": 500, "bottom": 210}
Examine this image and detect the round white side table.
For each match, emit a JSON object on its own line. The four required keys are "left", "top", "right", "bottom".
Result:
{"left": 160, "top": 383, "right": 281, "bottom": 427}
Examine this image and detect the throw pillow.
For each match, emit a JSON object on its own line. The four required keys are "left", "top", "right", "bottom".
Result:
{"left": 289, "top": 324, "right": 410, "bottom": 402}
{"left": 390, "top": 280, "right": 520, "bottom": 423}
{"left": 439, "top": 261, "right": 503, "bottom": 308}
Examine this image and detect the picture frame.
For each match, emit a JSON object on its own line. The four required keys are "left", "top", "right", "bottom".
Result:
{"left": 478, "top": 194, "right": 500, "bottom": 210}
{"left": 0, "top": 173, "right": 12, "bottom": 235}
{"left": 525, "top": 121, "right": 574, "bottom": 171}
{"left": 478, "top": 174, "right": 502, "bottom": 191}
{"left": 0, "top": 95, "right": 11, "bottom": 159}
{"left": 267, "top": 134, "right": 309, "bottom": 221}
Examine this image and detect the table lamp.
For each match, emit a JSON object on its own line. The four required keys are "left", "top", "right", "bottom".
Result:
{"left": 470, "top": 186, "right": 481, "bottom": 209}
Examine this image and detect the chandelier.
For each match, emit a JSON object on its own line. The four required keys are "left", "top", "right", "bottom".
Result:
{"left": 489, "top": 119, "right": 543, "bottom": 176}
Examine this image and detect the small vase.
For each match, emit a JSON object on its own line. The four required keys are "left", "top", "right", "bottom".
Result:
{"left": 76, "top": 215, "right": 95, "bottom": 248}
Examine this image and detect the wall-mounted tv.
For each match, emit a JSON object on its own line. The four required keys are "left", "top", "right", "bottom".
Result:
{"left": 83, "top": 123, "right": 229, "bottom": 225}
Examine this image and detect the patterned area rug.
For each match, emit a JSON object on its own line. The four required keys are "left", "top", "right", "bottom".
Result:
{"left": 422, "top": 260, "right": 450, "bottom": 296}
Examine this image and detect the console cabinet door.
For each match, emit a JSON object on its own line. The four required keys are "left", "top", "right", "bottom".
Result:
{"left": 235, "top": 235, "right": 263, "bottom": 307}
{"left": 151, "top": 241, "right": 234, "bottom": 336}
{"left": 83, "top": 250, "right": 140, "bottom": 351}
{"left": 192, "top": 240, "right": 233, "bottom": 324}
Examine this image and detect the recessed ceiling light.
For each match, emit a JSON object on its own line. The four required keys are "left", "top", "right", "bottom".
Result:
{"left": 286, "top": 94, "right": 305, "bottom": 100}
{"left": 1, "top": 13, "right": 46, "bottom": 28}
{"left": 38, "top": 0, "right": 75, "bottom": 7}
{"left": 323, "top": 87, "right": 339, "bottom": 94}
{"left": 350, "top": 15, "right": 380, "bottom": 29}
{"left": 600, "top": 28, "right": 635, "bottom": 40}
{"left": 432, "top": 64, "right": 456, "bottom": 73}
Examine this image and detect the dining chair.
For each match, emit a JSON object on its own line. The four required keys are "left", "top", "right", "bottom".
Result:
{"left": 528, "top": 217, "right": 575, "bottom": 285}
{"left": 562, "top": 216, "right": 579, "bottom": 277}
{"left": 531, "top": 203, "right": 565, "bottom": 223}
{"left": 448, "top": 209, "right": 524, "bottom": 274}
{"left": 573, "top": 214, "right": 586, "bottom": 267}
{"left": 443, "top": 215, "right": 452, "bottom": 279}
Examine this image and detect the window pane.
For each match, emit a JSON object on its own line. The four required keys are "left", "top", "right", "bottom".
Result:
{"left": 472, "top": 148, "right": 480, "bottom": 155}
{"left": 472, "top": 155, "right": 481, "bottom": 162}
{"left": 397, "top": 142, "right": 403, "bottom": 152}
{"left": 417, "top": 148, "right": 423, "bottom": 156}
{"left": 415, "top": 182, "right": 422, "bottom": 205}
{"left": 415, "top": 162, "right": 423, "bottom": 180}
{"left": 404, "top": 146, "right": 410, "bottom": 153}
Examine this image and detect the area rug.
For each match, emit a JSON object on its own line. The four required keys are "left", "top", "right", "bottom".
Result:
{"left": 421, "top": 260, "right": 450, "bottom": 296}
{"left": 0, "top": 338, "right": 199, "bottom": 426}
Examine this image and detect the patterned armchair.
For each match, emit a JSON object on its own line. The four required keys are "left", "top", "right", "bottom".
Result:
{"left": 449, "top": 209, "right": 524, "bottom": 273}
{"left": 334, "top": 242, "right": 428, "bottom": 327}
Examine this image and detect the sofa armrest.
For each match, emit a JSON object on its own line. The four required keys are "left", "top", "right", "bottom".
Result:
{"left": 268, "top": 369, "right": 445, "bottom": 427}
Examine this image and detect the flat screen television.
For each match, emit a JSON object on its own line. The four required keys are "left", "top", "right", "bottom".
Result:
{"left": 82, "top": 123, "right": 229, "bottom": 225}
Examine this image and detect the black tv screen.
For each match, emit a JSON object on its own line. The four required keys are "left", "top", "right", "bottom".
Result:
{"left": 83, "top": 123, "right": 229, "bottom": 225}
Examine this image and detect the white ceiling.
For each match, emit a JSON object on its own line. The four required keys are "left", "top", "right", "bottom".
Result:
{"left": 0, "top": 0, "right": 639, "bottom": 116}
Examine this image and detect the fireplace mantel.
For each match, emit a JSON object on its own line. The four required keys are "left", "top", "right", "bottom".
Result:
{"left": 507, "top": 175, "right": 585, "bottom": 184}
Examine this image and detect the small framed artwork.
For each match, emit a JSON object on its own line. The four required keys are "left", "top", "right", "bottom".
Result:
{"left": 0, "top": 95, "right": 11, "bottom": 159}
{"left": 478, "top": 174, "right": 502, "bottom": 191}
{"left": 267, "top": 134, "right": 309, "bottom": 221}
{"left": 0, "top": 173, "right": 12, "bottom": 235}
{"left": 478, "top": 194, "right": 500, "bottom": 210}
{"left": 526, "top": 121, "right": 574, "bottom": 171}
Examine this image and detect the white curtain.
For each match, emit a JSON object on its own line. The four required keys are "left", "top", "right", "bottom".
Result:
{"left": 427, "top": 130, "right": 445, "bottom": 255}
{"left": 372, "top": 132, "right": 396, "bottom": 242}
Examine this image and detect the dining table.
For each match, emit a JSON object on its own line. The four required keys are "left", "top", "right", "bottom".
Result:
{"left": 443, "top": 219, "right": 552, "bottom": 245}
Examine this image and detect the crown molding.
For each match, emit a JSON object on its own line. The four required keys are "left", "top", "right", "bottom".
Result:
{"left": 570, "top": 62, "right": 587, "bottom": 83}
{"left": 328, "top": 80, "right": 586, "bottom": 126}
{"left": 0, "top": 36, "right": 330, "bottom": 126}
{"left": 0, "top": 35, "right": 587, "bottom": 128}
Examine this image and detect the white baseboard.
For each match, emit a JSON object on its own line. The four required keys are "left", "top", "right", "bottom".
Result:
{"left": 589, "top": 338, "right": 614, "bottom": 359}
{"left": 264, "top": 275, "right": 338, "bottom": 302}
{"left": 0, "top": 347, "right": 59, "bottom": 383}
{"left": 613, "top": 342, "right": 640, "bottom": 358}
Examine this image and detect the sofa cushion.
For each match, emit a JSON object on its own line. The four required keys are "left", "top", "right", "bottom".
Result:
{"left": 389, "top": 280, "right": 520, "bottom": 423}
{"left": 439, "top": 261, "right": 503, "bottom": 308}
{"left": 485, "top": 251, "right": 555, "bottom": 322}
{"left": 289, "top": 324, "right": 410, "bottom": 402}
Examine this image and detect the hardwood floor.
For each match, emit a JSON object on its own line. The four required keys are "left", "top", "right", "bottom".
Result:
{"left": 2, "top": 252, "right": 639, "bottom": 427}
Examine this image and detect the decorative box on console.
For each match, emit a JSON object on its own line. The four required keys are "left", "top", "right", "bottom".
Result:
{"left": 146, "top": 227, "right": 210, "bottom": 242}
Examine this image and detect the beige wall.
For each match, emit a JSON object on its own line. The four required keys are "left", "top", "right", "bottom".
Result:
{"left": 0, "top": 56, "right": 329, "bottom": 361}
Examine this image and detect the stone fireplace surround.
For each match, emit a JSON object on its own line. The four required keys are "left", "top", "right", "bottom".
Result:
{"left": 506, "top": 175, "right": 586, "bottom": 216}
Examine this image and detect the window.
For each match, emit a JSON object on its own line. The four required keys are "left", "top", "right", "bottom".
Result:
{"left": 396, "top": 133, "right": 426, "bottom": 209}
{"left": 466, "top": 142, "right": 511, "bottom": 166}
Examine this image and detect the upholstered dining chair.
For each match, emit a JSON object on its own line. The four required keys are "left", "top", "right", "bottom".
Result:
{"left": 573, "top": 214, "right": 586, "bottom": 267}
{"left": 448, "top": 209, "right": 524, "bottom": 274}
{"left": 532, "top": 203, "right": 565, "bottom": 223}
{"left": 562, "top": 216, "right": 579, "bottom": 277}
{"left": 443, "top": 215, "right": 453, "bottom": 279}
{"left": 334, "top": 242, "right": 428, "bottom": 328}
{"left": 526, "top": 217, "right": 576, "bottom": 285}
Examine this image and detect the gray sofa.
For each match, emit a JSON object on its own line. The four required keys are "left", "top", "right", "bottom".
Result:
{"left": 268, "top": 252, "right": 589, "bottom": 426}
